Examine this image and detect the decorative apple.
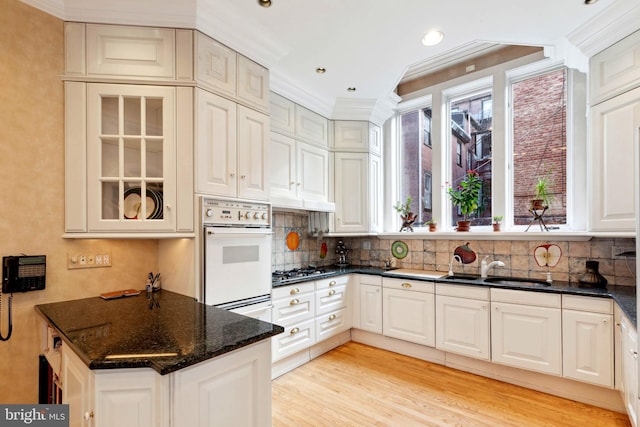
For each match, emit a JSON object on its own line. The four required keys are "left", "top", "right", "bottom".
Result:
{"left": 533, "top": 244, "right": 562, "bottom": 267}
{"left": 454, "top": 242, "right": 476, "bottom": 264}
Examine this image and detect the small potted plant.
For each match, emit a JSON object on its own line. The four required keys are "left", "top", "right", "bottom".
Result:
{"left": 393, "top": 196, "right": 416, "bottom": 232}
{"left": 531, "top": 174, "right": 553, "bottom": 210}
{"left": 492, "top": 215, "right": 503, "bottom": 232}
{"left": 426, "top": 218, "right": 437, "bottom": 232}
{"left": 447, "top": 170, "right": 482, "bottom": 232}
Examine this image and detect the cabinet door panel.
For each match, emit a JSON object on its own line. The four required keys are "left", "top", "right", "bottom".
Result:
{"left": 195, "top": 32, "right": 236, "bottom": 98}
{"left": 196, "top": 89, "right": 237, "bottom": 197}
{"left": 297, "top": 143, "right": 329, "bottom": 201}
{"left": 334, "top": 152, "right": 368, "bottom": 232}
{"left": 316, "top": 307, "right": 350, "bottom": 342}
{"left": 491, "top": 302, "right": 562, "bottom": 375}
{"left": 562, "top": 310, "right": 613, "bottom": 387}
{"left": 272, "top": 293, "right": 314, "bottom": 325}
{"left": 237, "top": 106, "right": 269, "bottom": 200}
{"left": 272, "top": 319, "right": 315, "bottom": 362}
{"left": 589, "top": 86, "right": 640, "bottom": 231}
{"left": 62, "top": 347, "right": 93, "bottom": 427}
{"left": 383, "top": 288, "right": 435, "bottom": 347}
{"left": 237, "top": 55, "right": 269, "bottom": 111}
{"left": 359, "top": 284, "right": 382, "bottom": 334}
{"left": 315, "top": 284, "right": 348, "bottom": 315}
{"left": 269, "top": 132, "right": 297, "bottom": 201}
{"left": 436, "top": 295, "right": 490, "bottom": 360}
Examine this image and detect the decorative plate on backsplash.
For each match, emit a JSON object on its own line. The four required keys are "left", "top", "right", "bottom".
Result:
{"left": 286, "top": 230, "right": 300, "bottom": 251}
{"left": 320, "top": 242, "right": 328, "bottom": 258}
{"left": 391, "top": 240, "right": 409, "bottom": 259}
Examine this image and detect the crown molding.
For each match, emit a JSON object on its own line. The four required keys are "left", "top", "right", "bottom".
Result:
{"left": 20, "top": 0, "right": 65, "bottom": 19}
{"left": 568, "top": 0, "right": 640, "bottom": 57}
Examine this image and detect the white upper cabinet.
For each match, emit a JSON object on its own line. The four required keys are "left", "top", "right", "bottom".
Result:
{"left": 65, "top": 23, "right": 192, "bottom": 82}
{"left": 590, "top": 30, "right": 640, "bottom": 105}
{"left": 333, "top": 121, "right": 381, "bottom": 155}
{"left": 269, "top": 92, "right": 296, "bottom": 136}
{"left": 196, "top": 89, "right": 269, "bottom": 200}
{"left": 589, "top": 86, "right": 640, "bottom": 231}
{"left": 295, "top": 105, "right": 329, "bottom": 148}
{"left": 195, "top": 32, "right": 269, "bottom": 113}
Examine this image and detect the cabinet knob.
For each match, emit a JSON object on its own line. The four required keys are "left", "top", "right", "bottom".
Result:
{"left": 165, "top": 204, "right": 171, "bottom": 210}
{"left": 290, "top": 288, "right": 300, "bottom": 295}
{"left": 241, "top": 175, "right": 247, "bottom": 179}
{"left": 297, "top": 182, "right": 301, "bottom": 186}
{"left": 401, "top": 283, "right": 412, "bottom": 288}
{"left": 290, "top": 181, "right": 295, "bottom": 185}
{"left": 290, "top": 298, "right": 299, "bottom": 305}
{"left": 329, "top": 281, "right": 336, "bottom": 287}
{"left": 328, "top": 314, "right": 336, "bottom": 321}
{"left": 328, "top": 289, "right": 336, "bottom": 296}
{"left": 602, "top": 319, "right": 608, "bottom": 324}
{"left": 290, "top": 327, "right": 299, "bottom": 335}
{"left": 230, "top": 173, "right": 235, "bottom": 177}
{"left": 84, "top": 411, "right": 94, "bottom": 420}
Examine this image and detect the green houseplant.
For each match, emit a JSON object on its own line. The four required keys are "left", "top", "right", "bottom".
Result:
{"left": 426, "top": 218, "right": 437, "bottom": 232}
{"left": 448, "top": 170, "right": 482, "bottom": 231}
{"left": 393, "top": 196, "right": 416, "bottom": 232}
{"left": 532, "top": 174, "right": 554, "bottom": 209}
{"left": 492, "top": 215, "right": 503, "bottom": 232}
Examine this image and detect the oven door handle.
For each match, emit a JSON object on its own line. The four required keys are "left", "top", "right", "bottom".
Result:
{"left": 206, "top": 228, "right": 273, "bottom": 236}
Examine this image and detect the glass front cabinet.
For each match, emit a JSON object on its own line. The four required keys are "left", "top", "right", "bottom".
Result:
{"left": 65, "top": 82, "right": 192, "bottom": 235}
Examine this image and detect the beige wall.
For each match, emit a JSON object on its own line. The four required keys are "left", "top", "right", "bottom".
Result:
{"left": 0, "top": 0, "right": 159, "bottom": 403}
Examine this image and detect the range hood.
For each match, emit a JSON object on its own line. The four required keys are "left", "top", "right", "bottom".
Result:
{"left": 270, "top": 197, "right": 335, "bottom": 213}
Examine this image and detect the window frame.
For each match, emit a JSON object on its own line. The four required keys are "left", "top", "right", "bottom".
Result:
{"left": 388, "top": 57, "right": 586, "bottom": 234}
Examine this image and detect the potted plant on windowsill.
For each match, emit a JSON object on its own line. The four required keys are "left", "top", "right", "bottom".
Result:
{"left": 393, "top": 196, "right": 416, "bottom": 232}
{"left": 531, "top": 174, "right": 553, "bottom": 210}
{"left": 426, "top": 218, "right": 437, "bottom": 232}
{"left": 492, "top": 215, "right": 503, "bottom": 232}
{"left": 448, "top": 170, "right": 482, "bottom": 232}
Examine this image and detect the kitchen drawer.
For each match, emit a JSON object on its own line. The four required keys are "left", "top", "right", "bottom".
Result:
{"left": 272, "top": 281, "right": 314, "bottom": 300}
{"left": 315, "top": 284, "right": 348, "bottom": 315}
{"left": 315, "top": 308, "right": 350, "bottom": 343}
{"left": 563, "top": 295, "right": 613, "bottom": 314}
{"left": 436, "top": 283, "right": 489, "bottom": 300}
{"left": 272, "top": 292, "right": 314, "bottom": 325}
{"left": 491, "top": 288, "right": 560, "bottom": 308}
{"left": 272, "top": 318, "right": 315, "bottom": 362}
{"left": 383, "top": 277, "right": 434, "bottom": 293}
{"left": 315, "top": 275, "right": 350, "bottom": 291}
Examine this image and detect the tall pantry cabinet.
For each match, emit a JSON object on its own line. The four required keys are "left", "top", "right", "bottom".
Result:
{"left": 589, "top": 29, "right": 640, "bottom": 232}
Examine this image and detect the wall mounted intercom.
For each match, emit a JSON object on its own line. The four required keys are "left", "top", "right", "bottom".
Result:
{"left": 3, "top": 255, "right": 46, "bottom": 293}
{"left": 1, "top": 255, "right": 46, "bottom": 341}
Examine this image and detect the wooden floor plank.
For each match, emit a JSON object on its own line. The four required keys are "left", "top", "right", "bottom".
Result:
{"left": 272, "top": 342, "right": 631, "bottom": 427}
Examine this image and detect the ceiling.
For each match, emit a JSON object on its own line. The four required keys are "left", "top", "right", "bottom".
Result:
{"left": 23, "top": 0, "right": 640, "bottom": 122}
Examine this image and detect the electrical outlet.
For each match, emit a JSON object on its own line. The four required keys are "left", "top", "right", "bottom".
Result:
{"left": 68, "top": 251, "right": 112, "bottom": 269}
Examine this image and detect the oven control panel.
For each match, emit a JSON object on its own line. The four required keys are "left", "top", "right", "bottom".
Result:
{"left": 201, "top": 197, "right": 271, "bottom": 228}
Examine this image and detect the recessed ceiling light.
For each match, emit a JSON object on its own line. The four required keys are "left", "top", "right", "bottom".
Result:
{"left": 422, "top": 30, "right": 444, "bottom": 47}
{"left": 347, "top": 87, "right": 356, "bottom": 92}
{"left": 316, "top": 67, "right": 326, "bottom": 74}
{"left": 584, "top": 0, "right": 598, "bottom": 4}
{"left": 257, "top": 0, "right": 272, "bottom": 7}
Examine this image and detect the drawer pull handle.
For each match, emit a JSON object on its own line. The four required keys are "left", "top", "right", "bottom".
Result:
{"left": 290, "top": 288, "right": 300, "bottom": 295}
{"left": 329, "top": 314, "right": 336, "bottom": 321}
{"left": 602, "top": 319, "right": 608, "bottom": 324}
{"left": 290, "top": 327, "right": 299, "bottom": 335}
{"left": 328, "top": 290, "right": 336, "bottom": 296}
{"left": 290, "top": 298, "right": 299, "bottom": 305}
{"left": 401, "top": 283, "right": 412, "bottom": 288}
{"left": 329, "top": 281, "right": 336, "bottom": 287}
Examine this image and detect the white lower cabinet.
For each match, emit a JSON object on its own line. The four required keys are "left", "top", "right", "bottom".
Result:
{"left": 490, "top": 289, "right": 562, "bottom": 376}
{"left": 562, "top": 295, "right": 614, "bottom": 387}
{"left": 315, "top": 276, "right": 351, "bottom": 342}
{"left": 353, "top": 275, "right": 383, "bottom": 334}
{"left": 435, "top": 284, "right": 490, "bottom": 360}
{"left": 62, "top": 339, "right": 270, "bottom": 427}
{"left": 382, "top": 278, "right": 435, "bottom": 347}
{"left": 271, "top": 282, "right": 315, "bottom": 362}
{"left": 620, "top": 313, "right": 638, "bottom": 427}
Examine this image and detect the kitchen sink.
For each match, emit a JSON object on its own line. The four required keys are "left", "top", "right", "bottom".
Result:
{"left": 483, "top": 277, "right": 551, "bottom": 287}
{"left": 441, "top": 274, "right": 481, "bottom": 281}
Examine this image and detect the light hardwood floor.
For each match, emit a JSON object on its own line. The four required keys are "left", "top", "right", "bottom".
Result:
{"left": 272, "top": 342, "right": 631, "bottom": 427}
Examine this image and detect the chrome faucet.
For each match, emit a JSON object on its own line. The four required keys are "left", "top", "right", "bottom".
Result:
{"left": 480, "top": 256, "right": 505, "bottom": 278}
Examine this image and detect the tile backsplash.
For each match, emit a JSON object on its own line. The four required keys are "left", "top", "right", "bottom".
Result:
{"left": 271, "top": 212, "right": 636, "bottom": 286}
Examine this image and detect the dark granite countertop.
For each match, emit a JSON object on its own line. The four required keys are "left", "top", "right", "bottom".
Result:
{"left": 35, "top": 290, "right": 284, "bottom": 375}
{"left": 274, "top": 265, "right": 637, "bottom": 325}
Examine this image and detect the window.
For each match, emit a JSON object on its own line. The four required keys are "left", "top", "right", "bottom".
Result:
{"left": 512, "top": 68, "right": 567, "bottom": 226}
{"left": 450, "top": 89, "right": 493, "bottom": 225}
{"left": 400, "top": 107, "right": 433, "bottom": 225}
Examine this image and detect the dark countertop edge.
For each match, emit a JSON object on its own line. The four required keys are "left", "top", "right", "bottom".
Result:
{"left": 34, "top": 295, "right": 285, "bottom": 376}
{"left": 273, "top": 266, "right": 637, "bottom": 326}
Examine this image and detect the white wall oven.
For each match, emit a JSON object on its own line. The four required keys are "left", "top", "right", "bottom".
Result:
{"left": 201, "top": 197, "right": 272, "bottom": 322}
